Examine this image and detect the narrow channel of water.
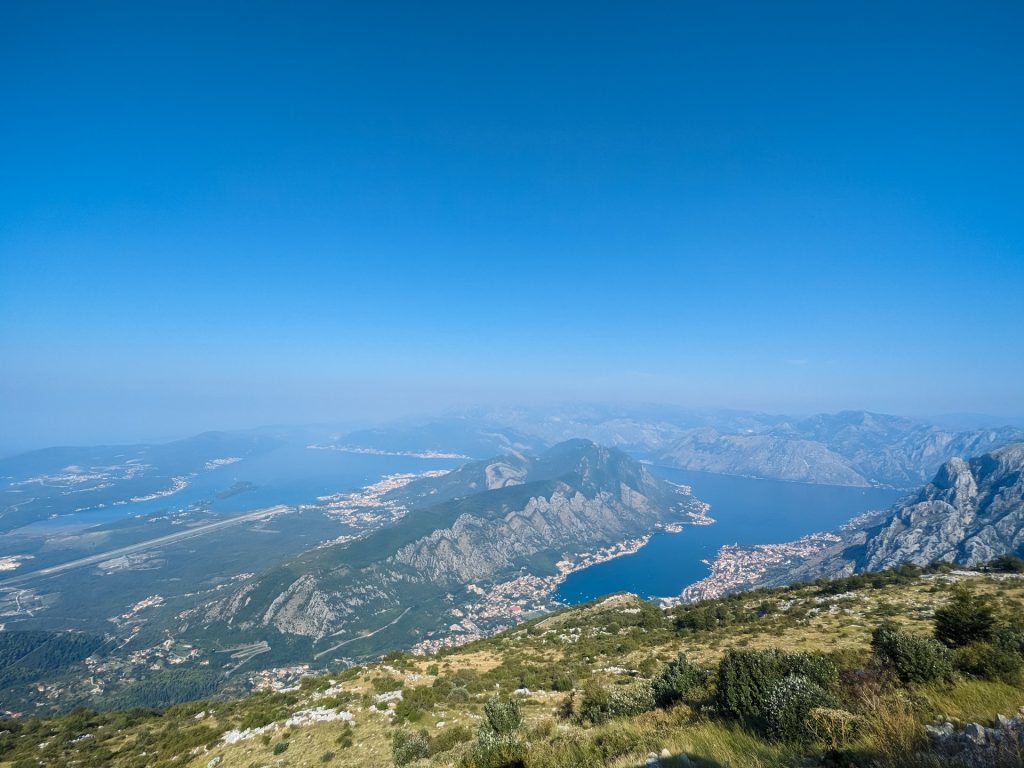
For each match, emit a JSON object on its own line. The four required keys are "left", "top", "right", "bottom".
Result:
{"left": 555, "top": 467, "right": 905, "bottom": 603}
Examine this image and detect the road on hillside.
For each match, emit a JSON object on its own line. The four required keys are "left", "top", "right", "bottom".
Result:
{"left": 0, "top": 505, "right": 292, "bottom": 586}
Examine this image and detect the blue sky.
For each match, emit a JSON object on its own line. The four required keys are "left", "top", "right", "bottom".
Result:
{"left": 2, "top": 2, "right": 1023, "bottom": 449}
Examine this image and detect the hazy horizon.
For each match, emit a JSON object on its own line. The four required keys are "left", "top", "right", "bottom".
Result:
{"left": 3, "top": 400, "right": 1024, "bottom": 458}
{"left": 3, "top": 3, "right": 1023, "bottom": 452}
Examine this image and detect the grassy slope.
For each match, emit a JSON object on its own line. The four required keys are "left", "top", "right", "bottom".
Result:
{"left": 3, "top": 572, "right": 1024, "bottom": 768}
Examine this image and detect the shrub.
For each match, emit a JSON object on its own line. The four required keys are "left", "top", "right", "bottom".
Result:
{"left": 464, "top": 728, "right": 527, "bottom": 768}
{"left": 871, "top": 623, "right": 953, "bottom": 684}
{"left": 577, "top": 681, "right": 655, "bottom": 725}
{"left": 395, "top": 685, "right": 439, "bottom": 722}
{"left": 320, "top": 751, "right": 335, "bottom": 762}
{"left": 483, "top": 697, "right": 523, "bottom": 735}
{"left": 761, "top": 675, "right": 838, "bottom": 741}
{"left": 651, "top": 653, "right": 708, "bottom": 708}
{"left": 272, "top": 740, "right": 289, "bottom": 755}
{"left": 236, "top": 692, "right": 293, "bottom": 730}
{"left": 714, "top": 648, "right": 837, "bottom": 720}
{"left": 551, "top": 672, "right": 574, "bottom": 692}
{"left": 988, "top": 554, "right": 1024, "bottom": 573}
{"left": 460, "top": 697, "right": 529, "bottom": 768}
{"left": 954, "top": 641, "right": 1023, "bottom": 681}
{"left": 372, "top": 675, "right": 405, "bottom": 693}
{"left": 934, "top": 588, "right": 996, "bottom": 648}
{"left": 429, "top": 724, "right": 474, "bottom": 755}
{"left": 995, "top": 624, "right": 1024, "bottom": 657}
{"left": 715, "top": 649, "right": 782, "bottom": 719}
{"left": 335, "top": 722, "right": 353, "bottom": 748}
{"left": 636, "top": 656, "right": 659, "bottom": 678}
{"left": 392, "top": 729, "right": 430, "bottom": 766}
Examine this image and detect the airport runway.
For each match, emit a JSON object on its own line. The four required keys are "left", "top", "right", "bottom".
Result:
{"left": 0, "top": 504, "right": 291, "bottom": 586}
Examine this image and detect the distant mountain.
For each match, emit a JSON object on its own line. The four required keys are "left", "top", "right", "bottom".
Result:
{"left": 190, "top": 440, "right": 702, "bottom": 661}
{"left": 656, "top": 428, "right": 868, "bottom": 486}
{"left": 657, "top": 411, "right": 1023, "bottom": 487}
{"left": 454, "top": 406, "right": 1023, "bottom": 488}
{"left": 458, "top": 404, "right": 786, "bottom": 454}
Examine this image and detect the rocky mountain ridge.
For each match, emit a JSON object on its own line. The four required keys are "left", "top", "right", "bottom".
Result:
{"left": 193, "top": 440, "right": 702, "bottom": 659}
{"left": 860, "top": 442, "right": 1024, "bottom": 569}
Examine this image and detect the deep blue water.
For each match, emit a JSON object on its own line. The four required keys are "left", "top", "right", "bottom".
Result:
{"left": 554, "top": 467, "right": 906, "bottom": 603}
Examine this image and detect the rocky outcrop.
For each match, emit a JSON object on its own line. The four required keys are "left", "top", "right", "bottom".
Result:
{"left": 861, "top": 443, "right": 1024, "bottom": 569}
{"left": 927, "top": 712, "right": 1024, "bottom": 768}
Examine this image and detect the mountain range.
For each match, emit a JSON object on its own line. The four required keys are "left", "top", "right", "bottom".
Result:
{"left": 474, "top": 407, "right": 1024, "bottom": 487}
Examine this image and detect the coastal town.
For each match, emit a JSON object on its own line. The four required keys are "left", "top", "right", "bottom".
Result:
{"left": 311, "top": 469, "right": 451, "bottom": 527}
{"left": 661, "top": 531, "right": 844, "bottom": 606}
{"left": 412, "top": 536, "right": 651, "bottom": 654}
{"left": 410, "top": 500, "right": 717, "bottom": 655}
{"left": 307, "top": 443, "right": 470, "bottom": 460}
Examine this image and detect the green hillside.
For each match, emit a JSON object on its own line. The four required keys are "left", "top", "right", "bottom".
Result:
{"left": 3, "top": 566, "right": 1024, "bottom": 768}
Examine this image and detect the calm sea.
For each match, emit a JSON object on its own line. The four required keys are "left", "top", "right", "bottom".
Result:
{"left": 554, "top": 466, "right": 906, "bottom": 603}
{"left": 7, "top": 443, "right": 465, "bottom": 536}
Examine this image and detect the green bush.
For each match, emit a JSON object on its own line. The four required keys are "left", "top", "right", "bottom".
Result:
{"left": 577, "top": 681, "right": 655, "bottom": 725}
{"left": 871, "top": 623, "right": 953, "bottom": 684}
{"left": 236, "top": 692, "right": 294, "bottom": 730}
{"left": 954, "top": 641, "right": 1023, "bottom": 681}
{"left": 483, "top": 697, "right": 523, "bottom": 735}
{"left": 934, "top": 588, "right": 996, "bottom": 648}
{"left": 335, "top": 722, "right": 354, "bottom": 749}
{"left": 392, "top": 729, "right": 430, "bottom": 766}
{"left": 995, "top": 624, "right": 1024, "bottom": 656}
{"left": 551, "top": 672, "right": 574, "bottom": 692}
{"left": 272, "top": 740, "right": 290, "bottom": 755}
{"left": 651, "top": 653, "right": 708, "bottom": 708}
{"left": 394, "top": 684, "right": 439, "bottom": 722}
{"left": 372, "top": 675, "right": 405, "bottom": 693}
{"left": 714, "top": 648, "right": 837, "bottom": 720}
{"left": 464, "top": 729, "right": 527, "bottom": 768}
{"left": 429, "top": 724, "right": 474, "bottom": 756}
{"left": 464, "top": 698, "right": 527, "bottom": 768}
{"left": 761, "top": 675, "right": 838, "bottom": 741}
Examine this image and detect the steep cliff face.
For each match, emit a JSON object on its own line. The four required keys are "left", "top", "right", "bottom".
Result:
{"left": 197, "top": 440, "right": 702, "bottom": 653}
{"left": 860, "top": 443, "right": 1024, "bottom": 569}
